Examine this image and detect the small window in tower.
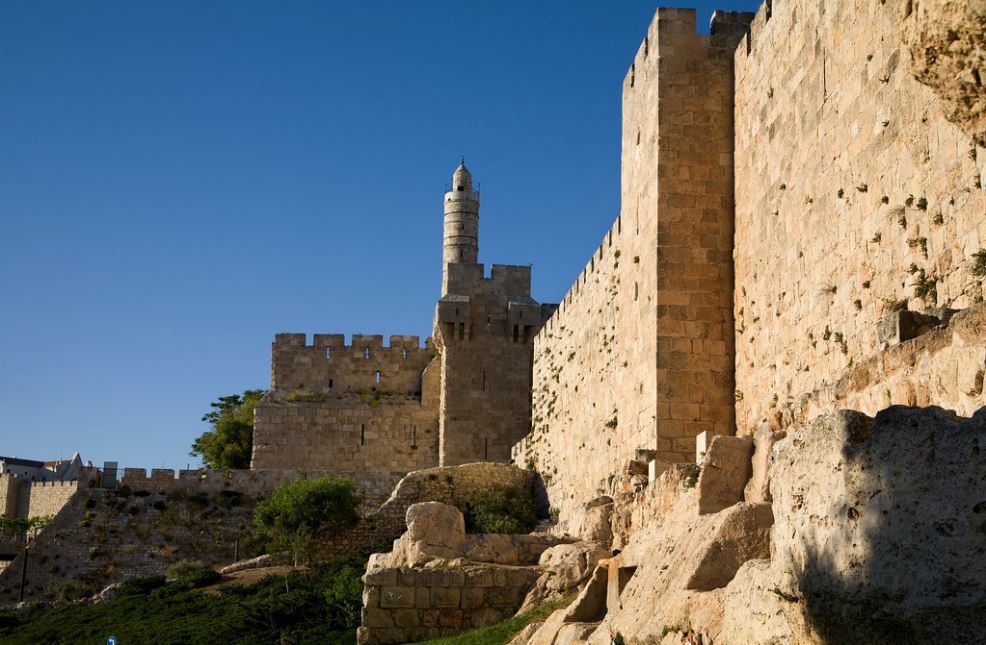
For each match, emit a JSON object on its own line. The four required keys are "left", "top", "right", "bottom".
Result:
{"left": 402, "top": 348, "right": 408, "bottom": 360}
{"left": 329, "top": 378, "right": 334, "bottom": 388}
{"left": 375, "top": 370, "right": 381, "bottom": 384}
{"left": 484, "top": 437, "right": 489, "bottom": 460}
{"left": 361, "top": 424, "right": 365, "bottom": 446}
{"left": 457, "top": 186, "right": 464, "bottom": 191}
{"left": 411, "top": 425, "right": 417, "bottom": 448}
{"left": 364, "top": 347, "right": 370, "bottom": 360}
{"left": 482, "top": 371, "right": 487, "bottom": 392}
{"left": 325, "top": 347, "right": 332, "bottom": 360}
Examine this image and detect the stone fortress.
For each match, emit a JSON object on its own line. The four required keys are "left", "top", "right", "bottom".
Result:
{"left": 1, "top": 0, "right": 984, "bottom": 641}
{"left": 250, "top": 160, "right": 556, "bottom": 480}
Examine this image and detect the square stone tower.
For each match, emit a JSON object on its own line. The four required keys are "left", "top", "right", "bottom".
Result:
{"left": 434, "top": 162, "right": 556, "bottom": 466}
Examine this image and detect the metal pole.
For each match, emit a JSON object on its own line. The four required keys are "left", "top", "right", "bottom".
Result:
{"left": 18, "top": 547, "right": 28, "bottom": 602}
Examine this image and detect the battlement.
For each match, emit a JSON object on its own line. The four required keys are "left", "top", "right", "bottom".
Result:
{"left": 444, "top": 263, "right": 532, "bottom": 299}
{"left": 274, "top": 333, "right": 432, "bottom": 350}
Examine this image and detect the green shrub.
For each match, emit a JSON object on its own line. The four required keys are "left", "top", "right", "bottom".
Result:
{"left": 255, "top": 476, "right": 361, "bottom": 560}
{"left": 118, "top": 575, "right": 167, "bottom": 596}
{"left": 457, "top": 488, "right": 537, "bottom": 534}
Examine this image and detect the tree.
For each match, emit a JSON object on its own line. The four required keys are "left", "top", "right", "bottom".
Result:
{"left": 254, "top": 476, "right": 362, "bottom": 564}
{"left": 191, "top": 389, "right": 266, "bottom": 470}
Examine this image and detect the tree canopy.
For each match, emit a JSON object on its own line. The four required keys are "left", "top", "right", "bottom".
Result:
{"left": 190, "top": 389, "right": 266, "bottom": 470}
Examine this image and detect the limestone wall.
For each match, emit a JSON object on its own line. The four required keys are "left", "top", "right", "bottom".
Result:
{"left": 0, "top": 475, "right": 18, "bottom": 517}
{"left": 252, "top": 395, "right": 439, "bottom": 477}
{"left": 358, "top": 564, "right": 541, "bottom": 644}
{"left": 513, "top": 9, "right": 749, "bottom": 521}
{"left": 25, "top": 480, "right": 80, "bottom": 519}
{"left": 732, "top": 0, "right": 986, "bottom": 433}
{"left": 271, "top": 333, "right": 435, "bottom": 395}
{"left": 117, "top": 467, "right": 400, "bottom": 509}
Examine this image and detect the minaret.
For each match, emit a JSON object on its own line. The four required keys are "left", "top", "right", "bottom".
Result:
{"left": 442, "top": 159, "right": 480, "bottom": 295}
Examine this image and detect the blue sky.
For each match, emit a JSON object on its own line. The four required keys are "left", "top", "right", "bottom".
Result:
{"left": 0, "top": 1, "right": 760, "bottom": 470}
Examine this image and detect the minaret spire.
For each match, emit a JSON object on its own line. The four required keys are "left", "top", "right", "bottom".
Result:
{"left": 442, "top": 160, "right": 480, "bottom": 294}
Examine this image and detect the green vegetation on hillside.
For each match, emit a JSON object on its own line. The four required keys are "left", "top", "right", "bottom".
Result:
{"left": 457, "top": 488, "right": 538, "bottom": 534}
{"left": 417, "top": 594, "right": 574, "bottom": 644}
{"left": 0, "top": 559, "right": 363, "bottom": 645}
{"left": 254, "top": 475, "right": 362, "bottom": 562}
{"left": 191, "top": 389, "right": 267, "bottom": 470}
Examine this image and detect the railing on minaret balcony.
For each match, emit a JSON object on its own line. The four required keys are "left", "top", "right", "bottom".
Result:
{"left": 444, "top": 182, "right": 480, "bottom": 195}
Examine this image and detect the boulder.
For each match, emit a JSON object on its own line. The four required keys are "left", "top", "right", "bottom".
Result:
{"left": 519, "top": 542, "right": 610, "bottom": 612}
{"left": 684, "top": 502, "right": 773, "bottom": 591}
{"left": 696, "top": 435, "right": 753, "bottom": 514}
{"left": 577, "top": 496, "right": 614, "bottom": 545}
{"left": 767, "top": 407, "right": 986, "bottom": 643}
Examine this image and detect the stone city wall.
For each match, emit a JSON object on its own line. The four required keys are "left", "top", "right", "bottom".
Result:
{"left": 514, "top": 9, "right": 750, "bottom": 522}
{"left": 25, "top": 480, "right": 81, "bottom": 520}
{"left": 732, "top": 0, "right": 986, "bottom": 433}
{"left": 117, "top": 467, "right": 399, "bottom": 509}
{"left": 270, "top": 333, "right": 435, "bottom": 394}
{"left": 0, "top": 474, "right": 18, "bottom": 518}
{"left": 251, "top": 395, "right": 439, "bottom": 476}
{"left": 358, "top": 564, "right": 541, "bottom": 644}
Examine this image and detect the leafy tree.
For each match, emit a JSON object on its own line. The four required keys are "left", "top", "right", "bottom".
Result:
{"left": 254, "top": 476, "right": 361, "bottom": 563}
{"left": 191, "top": 389, "right": 266, "bottom": 470}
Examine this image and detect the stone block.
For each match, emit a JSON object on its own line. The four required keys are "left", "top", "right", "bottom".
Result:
{"left": 460, "top": 586, "right": 485, "bottom": 610}
{"left": 361, "top": 606, "right": 394, "bottom": 628}
{"left": 379, "top": 586, "right": 415, "bottom": 608}
{"left": 695, "top": 430, "right": 714, "bottom": 464}
{"left": 438, "top": 608, "right": 463, "bottom": 628}
{"left": 744, "top": 429, "right": 787, "bottom": 504}
{"left": 465, "top": 568, "right": 493, "bottom": 587}
{"left": 415, "top": 586, "right": 430, "bottom": 608}
{"left": 684, "top": 502, "right": 774, "bottom": 590}
{"left": 876, "top": 310, "right": 941, "bottom": 347}
{"left": 430, "top": 586, "right": 461, "bottom": 608}
{"left": 696, "top": 435, "right": 753, "bottom": 515}
{"left": 363, "top": 568, "right": 397, "bottom": 587}
{"left": 393, "top": 609, "right": 420, "bottom": 628}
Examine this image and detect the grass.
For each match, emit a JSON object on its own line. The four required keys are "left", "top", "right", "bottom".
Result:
{"left": 416, "top": 594, "right": 574, "bottom": 644}
{"left": 0, "top": 560, "right": 362, "bottom": 645}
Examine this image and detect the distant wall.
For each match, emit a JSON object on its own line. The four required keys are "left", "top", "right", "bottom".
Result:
{"left": 0, "top": 475, "right": 18, "bottom": 517}
{"left": 25, "top": 480, "right": 80, "bottom": 519}
{"left": 117, "top": 468, "right": 399, "bottom": 509}
{"left": 732, "top": 0, "right": 986, "bottom": 432}
{"left": 271, "top": 333, "right": 435, "bottom": 394}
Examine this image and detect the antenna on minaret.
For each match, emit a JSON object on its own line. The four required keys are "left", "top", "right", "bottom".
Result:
{"left": 460, "top": 155, "right": 465, "bottom": 165}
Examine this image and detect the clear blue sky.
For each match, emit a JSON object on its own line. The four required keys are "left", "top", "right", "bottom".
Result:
{"left": 0, "top": 1, "right": 760, "bottom": 470}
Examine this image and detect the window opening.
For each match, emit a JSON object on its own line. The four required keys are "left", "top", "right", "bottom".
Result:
{"left": 325, "top": 347, "right": 332, "bottom": 360}
{"left": 402, "top": 348, "right": 408, "bottom": 360}
{"left": 361, "top": 424, "right": 365, "bottom": 446}
{"left": 375, "top": 370, "right": 381, "bottom": 384}
{"left": 364, "top": 347, "right": 370, "bottom": 360}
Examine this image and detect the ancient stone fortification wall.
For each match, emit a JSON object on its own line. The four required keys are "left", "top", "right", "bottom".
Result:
{"left": 25, "top": 480, "right": 80, "bottom": 519}
{"left": 0, "top": 474, "right": 18, "bottom": 517}
{"left": 514, "top": 9, "right": 750, "bottom": 521}
{"left": 253, "top": 333, "right": 441, "bottom": 474}
{"left": 270, "top": 333, "right": 435, "bottom": 394}
{"left": 436, "top": 264, "right": 553, "bottom": 466}
{"left": 732, "top": 0, "right": 986, "bottom": 433}
{"left": 359, "top": 564, "right": 541, "bottom": 644}
{"left": 116, "top": 467, "right": 400, "bottom": 509}
{"left": 252, "top": 395, "right": 439, "bottom": 476}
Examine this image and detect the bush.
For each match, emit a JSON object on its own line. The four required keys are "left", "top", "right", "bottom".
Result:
{"left": 457, "top": 488, "right": 537, "bottom": 534}
{"left": 118, "top": 575, "right": 167, "bottom": 596}
{"left": 116, "top": 485, "right": 132, "bottom": 498}
{"left": 254, "top": 476, "right": 361, "bottom": 560}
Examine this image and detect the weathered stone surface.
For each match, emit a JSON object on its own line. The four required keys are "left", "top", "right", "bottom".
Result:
{"left": 721, "top": 559, "right": 798, "bottom": 645}
{"left": 520, "top": 541, "right": 611, "bottom": 612}
{"left": 696, "top": 435, "right": 753, "bottom": 515}
{"left": 684, "top": 502, "right": 773, "bottom": 591}
{"left": 905, "top": 0, "right": 986, "bottom": 146}
{"left": 577, "top": 496, "right": 614, "bottom": 545}
{"left": 743, "top": 428, "right": 786, "bottom": 504}
{"left": 406, "top": 502, "right": 466, "bottom": 546}
{"left": 764, "top": 407, "right": 986, "bottom": 643}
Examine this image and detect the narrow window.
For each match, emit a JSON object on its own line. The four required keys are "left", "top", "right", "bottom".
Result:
{"left": 329, "top": 378, "right": 334, "bottom": 388}
{"left": 411, "top": 425, "right": 417, "bottom": 448}
{"left": 402, "top": 348, "right": 408, "bottom": 360}
{"left": 458, "top": 322, "right": 465, "bottom": 340}
{"left": 482, "top": 371, "right": 487, "bottom": 391}
{"left": 325, "top": 347, "right": 332, "bottom": 360}
{"left": 484, "top": 438, "right": 489, "bottom": 460}
{"left": 486, "top": 314, "right": 491, "bottom": 326}
{"left": 457, "top": 186, "right": 464, "bottom": 191}
{"left": 375, "top": 370, "right": 381, "bottom": 384}
{"left": 634, "top": 282, "right": 639, "bottom": 301}
{"left": 513, "top": 325, "right": 520, "bottom": 343}
{"left": 360, "top": 424, "right": 365, "bottom": 446}
{"left": 364, "top": 347, "right": 370, "bottom": 360}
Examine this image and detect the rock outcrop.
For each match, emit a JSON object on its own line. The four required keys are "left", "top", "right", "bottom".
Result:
{"left": 904, "top": 0, "right": 986, "bottom": 146}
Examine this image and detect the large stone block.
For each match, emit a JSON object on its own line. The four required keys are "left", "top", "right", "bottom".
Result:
{"left": 696, "top": 435, "right": 753, "bottom": 515}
